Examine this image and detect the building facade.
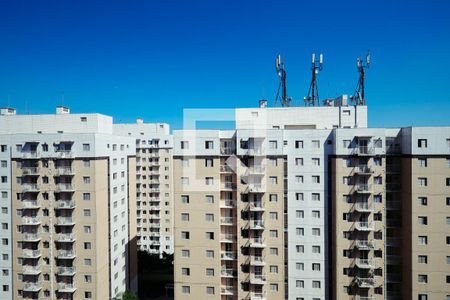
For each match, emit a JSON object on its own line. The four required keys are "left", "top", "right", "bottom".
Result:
{"left": 0, "top": 107, "right": 138, "bottom": 299}
{"left": 114, "top": 120, "right": 174, "bottom": 256}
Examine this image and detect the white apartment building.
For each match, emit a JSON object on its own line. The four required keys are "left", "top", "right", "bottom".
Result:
{"left": 114, "top": 120, "right": 174, "bottom": 256}
{"left": 0, "top": 107, "right": 138, "bottom": 299}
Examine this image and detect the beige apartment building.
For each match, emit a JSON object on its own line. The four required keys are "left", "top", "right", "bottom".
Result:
{"left": 0, "top": 107, "right": 138, "bottom": 300}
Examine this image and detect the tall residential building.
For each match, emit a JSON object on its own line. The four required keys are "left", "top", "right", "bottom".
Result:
{"left": 173, "top": 100, "right": 450, "bottom": 300}
{"left": 0, "top": 107, "right": 138, "bottom": 300}
{"left": 114, "top": 120, "right": 174, "bottom": 256}
{"left": 173, "top": 100, "right": 367, "bottom": 300}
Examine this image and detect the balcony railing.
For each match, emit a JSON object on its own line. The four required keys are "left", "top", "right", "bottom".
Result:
{"left": 57, "top": 250, "right": 76, "bottom": 259}
{"left": 247, "top": 184, "right": 265, "bottom": 193}
{"left": 55, "top": 167, "right": 74, "bottom": 176}
{"left": 352, "top": 221, "right": 375, "bottom": 231}
{"left": 352, "top": 146, "right": 374, "bottom": 156}
{"left": 220, "top": 234, "right": 235, "bottom": 242}
{"left": 21, "top": 249, "right": 41, "bottom": 258}
{"left": 22, "top": 282, "right": 42, "bottom": 291}
{"left": 250, "top": 274, "right": 266, "bottom": 284}
{"left": 249, "top": 220, "right": 265, "bottom": 229}
{"left": 354, "top": 184, "right": 372, "bottom": 193}
{"left": 222, "top": 182, "right": 237, "bottom": 190}
{"left": 55, "top": 150, "right": 74, "bottom": 158}
{"left": 220, "top": 286, "right": 234, "bottom": 295}
{"left": 22, "top": 167, "right": 39, "bottom": 175}
{"left": 57, "top": 267, "right": 76, "bottom": 275}
{"left": 55, "top": 217, "right": 75, "bottom": 225}
{"left": 354, "top": 165, "right": 373, "bottom": 174}
{"left": 220, "top": 217, "right": 234, "bottom": 225}
{"left": 21, "top": 151, "right": 39, "bottom": 159}
{"left": 22, "top": 233, "right": 40, "bottom": 241}
{"left": 354, "top": 258, "right": 375, "bottom": 269}
{"left": 220, "top": 251, "right": 237, "bottom": 260}
{"left": 55, "top": 184, "right": 74, "bottom": 192}
{"left": 57, "top": 283, "right": 76, "bottom": 292}
{"left": 250, "top": 256, "right": 266, "bottom": 265}
{"left": 249, "top": 202, "right": 265, "bottom": 211}
{"left": 56, "top": 233, "right": 75, "bottom": 242}
{"left": 220, "top": 165, "right": 234, "bottom": 173}
{"left": 22, "top": 200, "right": 40, "bottom": 209}
{"left": 354, "top": 277, "right": 375, "bottom": 288}
{"left": 22, "top": 265, "right": 41, "bottom": 274}
{"left": 22, "top": 217, "right": 40, "bottom": 225}
{"left": 250, "top": 237, "right": 265, "bottom": 247}
{"left": 220, "top": 147, "right": 234, "bottom": 155}
{"left": 250, "top": 293, "right": 267, "bottom": 300}
{"left": 56, "top": 200, "right": 75, "bottom": 209}
{"left": 220, "top": 269, "right": 235, "bottom": 277}
{"left": 354, "top": 240, "right": 375, "bottom": 250}
{"left": 220, "top": 199, "right": 236, "bottom": 208}
{"left": 22, "top": 184, "right": 39, "bottom": 192}
{"left": 353, "top": 202, "right": 374, "bottom": 212}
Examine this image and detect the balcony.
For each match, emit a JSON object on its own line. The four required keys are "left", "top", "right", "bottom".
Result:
{"left": 249, "top": 220, "right": 264, "bottom": 230}
{"left": 247, "top": 184, "right": 265, "bottom": 193}
{"left": 22, "top": 282, "right": 42, "bottom": 292}
{"left": 55, "top": 167, "right": 74, "bottom": 176}
{"left": 21, "top": 250, "right": 41, "bottom": 258}
{"left": 21, "top": 167, "right": 40, "bottom": 176}
{"left": 352, "top": 146, "right": 374, "bottom": 156}
{"left": 56, "top": 200, "right": 75, "bottom": 209}
{"left": 354, "top": 240, "right": 375, "bottom": 250}
{"left": 220, "top": 251, "right": 236, "bottom": 261}
{"left": 22, "top": 265, "right": 41, "bottom": 275}
{"left": 22, "top": 200, "right": 40, "bottom": 209}
{"left": 220, "top": 165, "right": 234, "bottom": 173}
{"left": 220, "top": 234, "right": 235, "bottom": 243}
{"left": 56, "top": 233, "right": 75, "bottom": 242}
{"left": 220, "top": 269, "right": 235, "bottom": 278}
{"left": 55, "top": 150, "right": 74, "bottom": 159}
{"left": 55, "top": 184, "right": 75, "bottom": 192}
{"left": 220, "top": 217, "right": 234, "bottom": 225}
{"left": 57, "top": 267, "right": 76, "bottom": 276}
{"left": 354, "top": 165, "right": 373, "bottom": 175}
{"left": 250, "top": 256, "right": 266, "bottom": 266}
{"left": 57, "top": 250, "right": 76, "bottom": 259}
{"left": 21, "top": 151, "right": 39, "bottom": 159}
{"left": 354, "top": 258, "right": 375, "bottom": 269}
{"left": 220, "top": 199, "right": 236, "bottom": 208}
{"left": 352, "top": 221, "right": 375, "bottom": 231}
{"left": 353, "top": 277, "right": 375, "bottom": 288}
{"left": 250, "top": 274, "right": 266, "bottom": 285}
{"left": 221, "top": 182, "right": 237, "bottom": 190}
{"left": 22, "top": 217, "right": 40, "bottom": 225}
{"left": 56, "top": 217, "right": 75, "bottom": 226}
{"left": 149, "top": 187, "right": 160, "bottom": 193}
{"left": 57, "top": 283, "right": 76, "bottom": 293}
{"left": 354, "top": 184, "right": 372, "bottom": 194}
{"left": 249, "top": 202, "right": 265, "bottom": 211}
{"left": 21, "top": 233, "right": 41, "bottom": 242}
{"left": 220, "top": 147, "right": 234, "bottom": 155}
{"left": 353, "top": 202, "right": 374, "bottom": 213}
{"left": 250, "top": 237, "right": 266, "bottom": 248}
{"left": 250, "top": 293, "right": 267, "bottom": 300}
{"left": 220, "top": 286, "right": 234, "bottom": 295}
{"left": 22, "top": 184, "right": 39, "bottom": 193}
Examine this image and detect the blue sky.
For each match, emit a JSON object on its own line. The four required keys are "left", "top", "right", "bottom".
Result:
{"left": 0, "top": 0, "right": 449, "bottom": 129}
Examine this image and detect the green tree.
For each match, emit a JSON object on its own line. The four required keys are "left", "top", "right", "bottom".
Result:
{"left": 113, "top": 290, "right": 139, "bottom": 300}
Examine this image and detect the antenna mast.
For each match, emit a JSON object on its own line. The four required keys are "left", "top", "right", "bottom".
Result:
{"left": 304, "top": 52, "right": 323, "bottom": 106}
{"left": 275, "top": 54, "right": 292, "bottom": 107}
{"left": 353, "top": 50, "right": 370, "bottom": 105}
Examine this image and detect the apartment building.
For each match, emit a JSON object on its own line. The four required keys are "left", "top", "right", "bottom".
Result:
{"left": 0, "top": 107, "right": 138, "bottom": 300}
{"left": 173, "top": 100, "right": 366, "bottom": 300}
{"left": 114, "top": 120, "right": 174, "bottom": 256}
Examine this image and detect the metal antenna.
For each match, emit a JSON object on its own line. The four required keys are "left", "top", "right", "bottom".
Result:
{"left": 353, "top": 50, "right": 371, "bottom": 105}
{"left": 304, "top": 52, "right": 323, "bottom": 106}
{"left": 274, "top": 54, "right": 292, "bottom": 107}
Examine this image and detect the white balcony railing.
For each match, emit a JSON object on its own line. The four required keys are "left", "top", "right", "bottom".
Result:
{"left": 220, "top": 251, "right": 237, "bottom": 260}
{"left": 56, "top": 217, "right": 74, "bottom": 225}
{"left": 353, "top": 221, "right": 375, "bottom": 231}
{"left": 22, "top": 217, "right": 40, "bottom": 225}
{"left": 220, "top": 217, "right": 234, "bottom": 225}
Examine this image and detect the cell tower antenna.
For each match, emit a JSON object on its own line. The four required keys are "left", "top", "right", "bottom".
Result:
{"left": 274, "top": 54, "right": 292, "bottom": 107}
{"left": 304, "top": 52, "right": 323, "bottom": 106}
{"left": 353, "top": 50, "right": 371, "bottom": 105}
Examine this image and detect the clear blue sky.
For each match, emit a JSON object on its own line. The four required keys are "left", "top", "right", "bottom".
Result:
{"left": 1, "top": 0, "right": 449, "bottom": 129}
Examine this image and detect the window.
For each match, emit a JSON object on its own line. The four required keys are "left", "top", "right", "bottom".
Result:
{"left": 181, "top": 213, "right": 189, "bottom": 221}
{"left": 312, "top": 281, "right": 321, "bottom": 288}
{"left": 447, "top": 178, "right": 450, "bottom": 186}
{"left": 296, "top": 228, "right": 304, "bottom": 236}
{"left": 205, "top": 141, "right": 214, "bottom": 149}
{"left": 269, "top": 212, "right": 278, "bottom": 220}
{"left": 84, "top": 242, "right": 92, "bottom": 250}
{"left": 343, "top": 176, "right": 352, "bottom": 185}
{"left": 84, "top": 259, "right": 92, "bottom": 266}
{"left": 206, "top": 250, "right": 214, "bottom": 258}
{"left": 447, "top": 217, "right": 450, "bottom": 225}
{"left": 270, "top": 265, "right": 278, "bottom": 273}
{"left": 181, "top": 231, "right": 190, "bottom": 240}
{"left": 269, "top": 158, "right": 277, "bottom": 166}
{"left": 0, "top": 145, "right": 6, "bottom": 152}
{"left": 296, "top": 175, "right": 304, "bottom": 183}
{"left": 418, "top": 274, "right": 428, "bottom": 283}
{"left": 83, "top": 176, "right": 91, "bottom": 184}
{"left": 202, "top": 176, "right": 214, "bottom": 186}
{"left": 418, "top": 177, "right": 428, "bottom": 187}
{"left": 269, "top": 194, "right": 278, "bottom": 202}
{"left": 312, "top": 210, "right": 320, "bottom": 218}
{"left": 418, "top": 295, "right": 428, "bottom": 300}
{"left": 181, "top": 249, "right": 190, "bottom": 257}
{"left": 269, "top": 140, "right": 278, "bottom": 149}
{"left": 180, "top": 141, "right": 189, "bottom": 149}
{"left": 270, "top": 248, "right": 278, "bottom": 255}
{"left": 418, "top": 255, "right": 428, "bottom": 264}
{"left": 270, "top": 283, "right": 278, "bottom": 291}
{"left": 205, "top": 195, "right": 214, "bottom": 204}
{"left": 181, "top": 195, "right": 189, "bottom": 204}
{"left": 418, "top": 139, "right": 428, "bottom": 148}
{"left": 205, "top": 213, "right": 214, "bottom": 222}
{"left": 0, "top": 161, "right": 6, "bottom": 168}
{"left": 311, "top": 193, "right": 320, "bottom": 201}
{"left": 312, "top": 140, "right": 320, "bottom": 148}
{"left": 205, "top": 232, "right": 214, "bottom": 240}
{"left": 181, "top": 286, "right": 190, "bottom": 294}
{"left": 312, "top": 228, "right": 320, "bottom": 236}
{"left": 83, "top": 144, "right": 90, "bottom": 151}
{"left": 312, "top": 175, "right": 320, "bottom": 183}
{"left": 418, "top": 197, "right": 427, "bottom": 206}
{"left": 296, "top": 280, "right": 304, "bottom": 288}
{"left": 181, "top": 159, "right": 189, "bottom": 167}
{"left": 296, "top": 245, "right": 304, "bottom": 253}
{"left": 85, "top": 291, "right": 92, "bottom": 298}
{"left": 205, "top": 158, "right": 213, "bottom": 167}
{"left": 312, "top": 246, "right": 321, "bottom": 253}
{"left": 374, "top": 176, "right": 382, "bottom": 184}
{"left": 296, "top": 193, "right": 304, "bottom": 201}
{"left": 418, "top": 158, "right": 427, "bottom": 167}
{"left": 418, "top": 236, "right": 428, "bottom": 245}
{"left": 296, "top": 210, "right": 304, "bottom": 218}
{"left": 181, "top": 268, "right": 190, "bottom": 276}
{"left": 270, "top": 176, "right": 277, "bottom": 184}
{"left": 374, "top": 139, "right": 382, "bottom": 148}
{"left": 312, "top": 158, "right": 320, "bottom": 166}
{"left": 83, "top": 209, "right": 91, "bottom": 217}
{"left": 295, "top": 140, "right": 304, "bottom": 149}
{"left": 84, "top": 226, "right": 91, "bottom": 233}
{"left": 295, "top": 158, "right": 304, "bottom": 166}
{"left": 181, "top": 177, "right": 189, "bottom": 185}
{"left": 312, "top": 263, "right": 321, "bottom": 271}
{"left": 296, "top": 262, "right": 304, "bottom": 270}
{"left": 418, "top": 216, "right": 428, "bottom": 225}
{"left": 206, "top": 268, "right": 214, "bottom": 276}
{"left": 270, "top": 230, "right": 278, "bottom": 238}
{"left": 83, "top": 193, "right": 91, "bottom": 201}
